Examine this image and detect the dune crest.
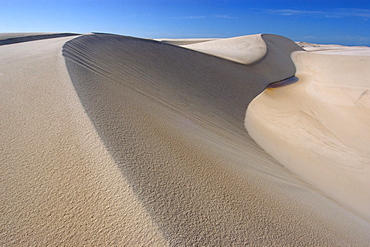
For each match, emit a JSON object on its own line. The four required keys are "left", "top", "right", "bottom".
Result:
{"left": 2, "top": 32, "right": 370, "bottom": 245}
{"left": 61, "top": 33, "right": 370, "bottom": 245}
{"left": 181, "top": 34, "right": 267, "bottom": 64}
{"left": 0, "top": 33, "right": 78, "bottom": 46}
{"left": 246, "top": 49, "right": 370, "bottom": 220}
{"left": 157, "top": 38, "right": 216, "bottom": 46}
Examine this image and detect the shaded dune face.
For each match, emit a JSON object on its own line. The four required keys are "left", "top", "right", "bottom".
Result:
{"left": 62, "top": 34, "right": 368, "bottom": 245}
{"left": 63, "top": 33, "right": 301, "bottom": 132}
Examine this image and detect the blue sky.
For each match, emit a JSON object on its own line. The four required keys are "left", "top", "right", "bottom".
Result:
{"left": 1, "top": 0, "right": 369, "bottom": 46}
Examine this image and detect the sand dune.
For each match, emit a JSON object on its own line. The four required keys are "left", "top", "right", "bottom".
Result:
{"left": 0, "top": 32, "right": 58, "bottom": 40}
{"left": 156, "top": 38, "right": 216, "bottom": 46}
{"left": 0, "top": 35, "right": 167, "bottom": 246}
{"left": 246, "top": 48, "right": 370, "bottom": 220}
{"left": 0, "top": 32, "right": 78, "bottom": 46}
{"left": 1, "top": 33, "right": 370, "bottom": 245}
{"left": 297, "top": 41, "right": 370, "bottom": 54}
{"left": 181, "top": 34, "right": 267, "bottom": 64}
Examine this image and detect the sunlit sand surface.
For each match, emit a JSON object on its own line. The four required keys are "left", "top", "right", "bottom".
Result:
{"left": 181, "top": 34, "right": 267, "bottom": 64}
{"left": 246, "top": 47, "right": 370, "bottom": 221}
{"left": 1, "top": 33, "right": 369, "bottom": 246}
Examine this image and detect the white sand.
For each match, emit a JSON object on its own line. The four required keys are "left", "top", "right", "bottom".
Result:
{"left": 63, "top": 33, "right": 369, "bottom": 245}
{"left": 297, "top": 41, "right": 370, "bottom": 55}
{"left": 0, "top": 33, "right": 56, "bottom": 40}
{"left": 0, "top": 37, "right": 167, "bottom": 246}
{"left": 246, "top": 47, "right": 370, "bottom": 221}
{"left": 156, "top": 38, "right": 216, "bottom": 46}
{"left": 0, "top": 33, "right": 78, "bottom": 46}
{"left": 1, "top": 33, "right": 370, "bottom": 245}
{"left": 181, "top": 34, "right": 267, "bottom": 64}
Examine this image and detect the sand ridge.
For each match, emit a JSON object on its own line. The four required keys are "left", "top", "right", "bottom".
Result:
{"left": 1, "top": 32, "right": 370, "bottom": 245}
{"left": 0, "top": 33, "right": 78, "bottom": 46}
{"left": 61, "top": 33, "right": 370, "bottom": 245}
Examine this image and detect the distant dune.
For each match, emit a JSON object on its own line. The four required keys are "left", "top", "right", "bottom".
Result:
{"left": 156, "top": 38, "right": 216, "bottom": 46}
{"left": 180, "top": 34, "right": 267, "bottom": 64}
{"left": 0, "top": 32, "right": 78, "bottom": 46}
{"left": 1, "top": 32, "right": 369, "bottom": 246}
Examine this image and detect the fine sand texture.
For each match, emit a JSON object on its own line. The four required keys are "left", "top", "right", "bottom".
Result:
{"left": 0, "top": 36, "right": 167, "bottom": 246}
{"left": 63, "top": 33, "right": 369, "bottom": 245}
{"left": 181, "top": 34, "right": 267, "bottom": 64}
{"left": 246, "top": 48, "right": 370, "bottom": 221}
{"left": 1, "top": 32, "right": 370, "bottom": 246}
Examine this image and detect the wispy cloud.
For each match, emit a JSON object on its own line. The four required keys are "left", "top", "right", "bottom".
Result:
{"left": 213, "top": 14, "right": 237, "bottom": 19}
{"left": 170, "top": 14, "right": 237, "bottom": 20}
{"left": 268, "top": 9, "right": 325, "bottom": 16}
{"left": 337, "top": 8, "right": 370, "bottom": 18}
{"left": 265, "top": 8, "right": 370, "bottom": 19}
{"left": 187, "top": 16, "right": 207, "bottom": 19}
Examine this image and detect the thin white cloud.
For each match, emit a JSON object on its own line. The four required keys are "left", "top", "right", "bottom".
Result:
{"left": 268, "top": 9, "right": 325, "bottom": 16}
{"left": 265, "top": 8, "right": 370, "bottom": 19}
{"left": 170, "top": 14, "right": 237, "bottom": 20}
{"left": 168, "top": 15, "right": 206, "bottom": 20}
{"left": 336, "top": 8, "right": 370, "bottom": 18}
{"left": 213, "top": 14, "right": 237, "bottom": 19}
{"left": 187, "top": 16, "right": 207, "bottom": 19}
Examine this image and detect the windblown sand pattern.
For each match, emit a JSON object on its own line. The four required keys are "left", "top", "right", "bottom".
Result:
{"left": 1, "top": 33, "right": 370, "bottom": 246}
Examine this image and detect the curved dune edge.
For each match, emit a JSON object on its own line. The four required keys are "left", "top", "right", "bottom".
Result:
{"left": 181, "top": 34, "right": 267, "bottom": 64}
{"left": 1, "top": 33, "right": 369, "bottom": 246}
{"left": 0, "top": 36, "right": 167, "bottom": 246}
{"left": 157, "top": 38, "right": 217, "bottom": 46}
{"left": 0, "top": 33, "right": 79, "bottom": 46}
{"left": 160, "top": 33, "right": 302, "bottom": 65}
{"left": 60, "top": 33, "right": 370, "bottom": 245}
{"left": 246, "top": 50, "right": 370, "bottom": 221}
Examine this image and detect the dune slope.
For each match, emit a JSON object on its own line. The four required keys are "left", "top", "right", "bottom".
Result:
{"left": 61, "top": 33, "right": 370, "bottom": 245}
{"left": 0, "top": 36, "right": 167, "bottom": 246}
{"left": 246, "top": 50, "right": 370, "bottom": 221}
